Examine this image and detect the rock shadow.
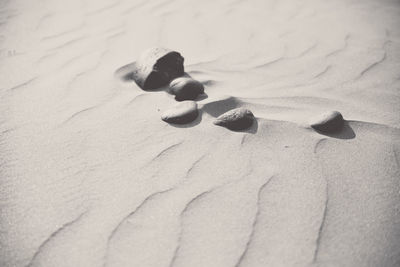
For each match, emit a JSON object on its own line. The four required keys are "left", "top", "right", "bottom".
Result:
{"left": 193, "top": 92, "right": 208, "bottom": 101}
{"left": 228, "top": 118, "right": 258, "bottom": 134}
{"left": 314, "top": 121, "right": 355, "bottom": 139}
{"left": 166, "top": 109, "right": 203, "bottom": 129}
{"left": 202, "top": 97, "right": 240, "bottom": 118}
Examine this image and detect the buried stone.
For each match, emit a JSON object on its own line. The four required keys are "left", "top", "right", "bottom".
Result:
{"left": 132, "top": 47, "right": 184, "bottom": 90}
{"left": 309, "top": 111, "right": 344, "bottom": 132}
{"left": 161, "top": 101, "right": 199, "bottom": 124}
{"left": 214, "top": 108, "right": 255, "bottom": 130}
{"left": 168, "top": 77, "right": 204, "bottom": 101}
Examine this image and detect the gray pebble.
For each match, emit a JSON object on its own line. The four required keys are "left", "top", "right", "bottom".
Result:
{"left": 169, "top": 77, "right": 204, "bottom": 101}
{"left": 214, "top": 108, "right": 254, "bottom": 130}
{"left": 309, "top": 111, "right": 344, "bottom": 132}
{"left": 161, "top": 101, "right": 199, "bottom": 124}
{"left": 132, "top": 47, "right": 184, "bottom": 90}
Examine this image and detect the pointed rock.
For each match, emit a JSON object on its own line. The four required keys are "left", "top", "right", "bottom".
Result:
{"left": 214, "top": 108, "right": 254, "bottom": 130}
{"left": 161, "top": 101, "right": 199, "bottom": 124}
{"left": 310, "top": 111, "right": 344, "bottom": 132}
{"left": 132, "top": 47, "right": 184, "bottom": 90}
{"left": 168, "top": 77, "right": 204, "bottom": 101}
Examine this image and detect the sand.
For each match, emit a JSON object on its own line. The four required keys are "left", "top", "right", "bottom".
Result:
{"left": 1, "top": 0, "right": 400, "bottom": 266}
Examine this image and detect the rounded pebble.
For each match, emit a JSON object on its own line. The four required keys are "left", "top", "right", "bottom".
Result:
{"left": 168, "top": 77, "right": 204, "bottom": 101}
{"left": 309, "top": 111, "right": 344, "bottom": 132}
{"left": 213, "top": 108, "right": 254, "bottom": 130}
{"left": 132, "top": 47, "right": 184, "bottom": 90}
{"left": 161, "top": 101, "right": 199, "bottom": 124}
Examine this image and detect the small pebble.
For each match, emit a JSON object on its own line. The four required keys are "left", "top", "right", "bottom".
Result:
{"left": 214, "top": 108, "right": 254, "bottom": 130}
{"left": 161, "top": 101, "right": 199, "bottom": 124}
{"left": 169, "top": 77, "right": 204, "bottom": 101}
{"left": 309, "top": 111, "right": 344, "bottom": 132}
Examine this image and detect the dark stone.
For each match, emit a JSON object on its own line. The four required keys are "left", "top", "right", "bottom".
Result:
{"left": 310, "top": 111, "right": 344, "bottom": 132}
{"left": 168, "top": 77, "right": 204, "bottom": 101}
{"left": 161, "top": 101, "right": 199, "bottom": 124}
{"left": 132, "top": 47, "right": 184, "bottom": 90}
{"left": 214, "top": 108, "right": 254, "bottom": 130}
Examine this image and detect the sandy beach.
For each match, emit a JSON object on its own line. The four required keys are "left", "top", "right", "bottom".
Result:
{"left": 1, "top": 0, "right": 400, "bottom": 266}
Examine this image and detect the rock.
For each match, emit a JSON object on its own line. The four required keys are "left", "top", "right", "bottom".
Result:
{"left": 168, "top": 77, "right": 204, "bottom": 101}
{"left": 309, "top": 111, "right": 344, "bottom": 132}
{"left": 132, "top": 47, "right": 184, "bottom": 90}
{"left": 161, "top": 101, "right": 199, "bottom": 124}
{"left": 214, "top": 108, "right": 254, "bottom": 130}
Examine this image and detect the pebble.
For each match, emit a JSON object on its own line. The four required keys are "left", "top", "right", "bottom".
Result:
{"left": 214, "top": 108, "right": 254, "bottom": 130}
{"left": 168, "top": 77, "right": 204, "bottom": 101}
{"left": 309, "top": 111, "right": 344, "bottom": 132}
{"left": 132, "top": 47, "right": 184, "bottom": 90}
{"left": 161, "top": 101, "right": 199, "bottom": 124}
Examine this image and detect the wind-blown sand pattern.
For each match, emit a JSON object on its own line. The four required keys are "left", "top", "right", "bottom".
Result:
{"left": 1, "top": 0, "right": 400, "bottom": 266}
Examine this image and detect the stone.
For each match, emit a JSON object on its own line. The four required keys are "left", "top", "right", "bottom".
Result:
{"left": 132, "top": 47, "right": 184, "bottom": 90}
{"left": 309, "top": 111, "right": 344, "bottom": 132}
{"left": 213, "top": 108, "right": 254, "bottom": 130}
{"left": 168, "top": 77, "right": 204, "bottom": 101}
{"left": 161, "top": 101, "right": 199, "bottom": 124}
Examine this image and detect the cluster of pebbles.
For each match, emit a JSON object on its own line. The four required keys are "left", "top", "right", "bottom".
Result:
{"left": 131, "top": 47, "right": 344, "bottom": 133}
{"left": 131, "top": 47, "right": 255, "bottom": 131}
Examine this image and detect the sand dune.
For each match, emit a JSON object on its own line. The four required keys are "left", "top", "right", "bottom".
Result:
{"left": 1, "top": 0, "right": 400, "bottom": 266}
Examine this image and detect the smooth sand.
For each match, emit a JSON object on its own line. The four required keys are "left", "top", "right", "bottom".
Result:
{"left": 1, "top": 0, "right": 400, "bottom": 266}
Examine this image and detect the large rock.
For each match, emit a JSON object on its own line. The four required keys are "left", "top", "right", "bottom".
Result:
{"left": 161, "top": 101, "right": 199, "bottom": 124}
{"left": 214, "top": 108, "right": 254, "bottom": 130}
{"left": 132, "top": 47, "right": 184, "bottom": 90}
{"left": 168, "top": 77, "right": 205, "bottom": 101}
{"left": 309, "top": 111, "right": 344, "bottom": 132}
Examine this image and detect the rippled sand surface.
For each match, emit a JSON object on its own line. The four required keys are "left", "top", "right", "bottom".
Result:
{"left": 1, "top": 0, "right": 400, "bottom": 266}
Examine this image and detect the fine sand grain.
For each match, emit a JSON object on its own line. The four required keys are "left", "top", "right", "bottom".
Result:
{"left": 1, "top": 0, "right": 400, "bottom": 267}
